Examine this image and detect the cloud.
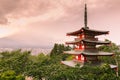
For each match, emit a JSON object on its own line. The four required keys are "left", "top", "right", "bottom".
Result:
{"left": 0, "top": 0, "right": 119, "bottom": 24}
{"left": 0, "top": 0, "right": 83, "bottom": 24}
{"left": 0, "top": 0, "right": 120, "bottom": 48}
{"left": 0, "top": 0, "right": 50, "bottom": 24}
{"left": 0, "top": 16, "right": 8, "bottom": 24}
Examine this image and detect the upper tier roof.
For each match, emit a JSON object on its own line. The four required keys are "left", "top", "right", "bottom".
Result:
{"left": 67, "top": 27, "right": 109, "bottom": 36}
{"left": 66, "top": 39, "right": 111, "bottom": 45}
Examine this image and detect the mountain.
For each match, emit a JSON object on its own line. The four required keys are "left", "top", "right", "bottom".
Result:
{"left": 0, "top": 48, "right": 51, "bottom": 55}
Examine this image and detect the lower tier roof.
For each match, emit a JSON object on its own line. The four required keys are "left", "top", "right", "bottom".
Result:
{"left": 61, "top": 61, "right": 117, "bottom": 69}
{"left": 64, "top": 50, "right": 114, "bottom": 56}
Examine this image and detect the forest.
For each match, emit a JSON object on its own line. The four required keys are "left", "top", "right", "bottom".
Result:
{"left": 0, "top": 42, "right": 120, "bottom": 80}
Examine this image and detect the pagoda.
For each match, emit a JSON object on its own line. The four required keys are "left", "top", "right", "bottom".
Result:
{"left": 61, "top": 3, "right": 116, "bottom": 68}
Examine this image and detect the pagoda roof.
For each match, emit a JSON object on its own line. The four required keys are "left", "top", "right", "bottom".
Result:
{"left": 67, "top": 27, "right": 109, "bottom": 36}
{"left": 64, "top": 50, "right": 113, "bottom": 56}
{"left": 61, "top": 60, "right": 117, "bottom": 69}
{"left": 66, "top": 39, "right": 110, "bottom": 45}
{"left": 82, "top": 51, "right": 114, "bottom": 56}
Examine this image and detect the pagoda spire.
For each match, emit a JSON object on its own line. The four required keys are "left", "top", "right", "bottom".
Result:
{"left": 84, "top": 3, "right": 88, "bottom": 28}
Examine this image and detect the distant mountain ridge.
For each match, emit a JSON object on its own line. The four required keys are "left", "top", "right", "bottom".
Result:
{"left": 0, "top": 48, "right": 51, "bottom": 55}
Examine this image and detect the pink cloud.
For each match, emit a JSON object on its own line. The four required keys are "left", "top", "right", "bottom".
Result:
{"left": 0, "top": 0, "right": 120, "bottom": 48}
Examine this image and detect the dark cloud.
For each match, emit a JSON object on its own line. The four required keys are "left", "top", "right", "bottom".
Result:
{"left": 0, "top": 0, "right": 52, "bottom": 24}
{"left": 0, "top": 0, "right": 119, "bottom": 24}
{"left": 0, "top": 0, "right": 84, "bottom": 24}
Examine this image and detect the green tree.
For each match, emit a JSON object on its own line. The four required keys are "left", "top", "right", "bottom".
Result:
{"left": 0, "top": 50, "right": 31, "bottom": 75}
{"left": 98, "top": 39, "right": 119, "bottom": 52}
{"left": 98, "top": 39, "right": 120, "bottom": 77}
{"left": 50, "top": 43, "right": 71, "bottom": 57}
{"left": 0, "top": 70, "right": 24, "bottom": 80}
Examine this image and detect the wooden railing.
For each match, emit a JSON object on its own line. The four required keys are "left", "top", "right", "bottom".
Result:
{"left": 74, "top": 38, "right": 98, "bottom": 41}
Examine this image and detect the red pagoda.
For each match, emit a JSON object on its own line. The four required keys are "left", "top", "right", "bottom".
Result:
{"left": 61, "top": 4, "right": 116, "bottom": 68}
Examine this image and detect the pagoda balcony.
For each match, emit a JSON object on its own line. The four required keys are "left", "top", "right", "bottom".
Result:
{"left": 73, "top": 59, "right": 85, "bottom": 63}
{"left": 87, "top": 38, "right": 98, "bottom": 41}
{"left": 74, "top": 38, "right": 98, "bottom": 41}
{"left": 84, "top": 49, "right": 98, "bottom": 53}
{"left": 75, "top": 38, "right": 82, "bottom": 41}
{"left": 74, "top": 48, "right": 84, "bottom": 51}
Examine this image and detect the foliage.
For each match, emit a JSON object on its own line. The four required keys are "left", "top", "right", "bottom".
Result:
{"left": 50, "top": 43, "right": 71, "bottom": 57}
{"left": 98, "top": 40, "right": 120, "bottom": 78}
{"left": 0, "top": 70, "right": 25, "bottom": 80}
{"left": 98, "top": 39, "right": 119, "bottom": 52}
{"left": 0, "top": 42, "right": 120, "bottom": 80}
{"left": 0, "top": 50, "right": 31, "bottom": 74}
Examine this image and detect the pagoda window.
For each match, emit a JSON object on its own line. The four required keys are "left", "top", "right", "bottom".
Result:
{"left": 82, "top": 35, "right": 84, "bottom": 38}
{"left": 75, "top": 55, "right": 79, "bottom": 60}
{"left": 75, "top": 55, "right": 84, "bottom": 61}
{"left": 82, "top": 45, "right": 85, "bottom": 49}
{"left": 81, "top": 55, "right": 84, "bottom": 61}
{"left": 79, "top": 34, "right": 84, "bottom": 39}
{"left": 79, "top": 44, "right": 85, "bottom": 50}
{"left": 75, "top": 45, "right": 79, "bottom": 49}
{"left": 85, "top": 35, "right": 94, "bottom": 38}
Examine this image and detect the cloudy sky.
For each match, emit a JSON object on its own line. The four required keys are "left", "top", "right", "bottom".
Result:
{"left": 0, "top": 0, "right": 120, "bottom": 48}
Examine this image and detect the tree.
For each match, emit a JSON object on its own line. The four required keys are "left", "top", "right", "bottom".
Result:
{"left": 1, "top": 41, "right": 119, "bottom": 80}
{"left": 0, "top": 70, "right": 25, "bottom": 80}
{"left": 98, "top": 39, "right": 120, "bottom": 77}
{"left": 0, "top": 50, "right": 31, "bottom": 75}
{"left": 98, "top": 39, "right": 119, "bottom": 52}
{"left": 50, "top": 43, "right": 71, "bottom": 57}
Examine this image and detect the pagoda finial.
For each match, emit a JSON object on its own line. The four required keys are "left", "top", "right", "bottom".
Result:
{"left": 84, "top": 1, "right": 88, "bottom": 28}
